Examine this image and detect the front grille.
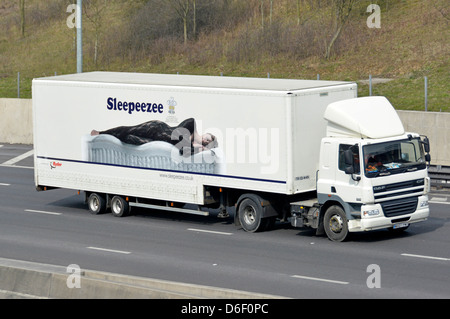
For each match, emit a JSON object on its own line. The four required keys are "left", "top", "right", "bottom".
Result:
{"left": 381, "top": 197, "right": 418, "bottom": 217}
{"left": 373, "top": 179, "right": 424, "bottom": 193}
{"left": 373, "top": 179, "right": 424, "bottom": 201}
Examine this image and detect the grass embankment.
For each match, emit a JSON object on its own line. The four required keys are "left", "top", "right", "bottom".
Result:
{"left": 0, "top": 0, "right": 448, "bottom": 111}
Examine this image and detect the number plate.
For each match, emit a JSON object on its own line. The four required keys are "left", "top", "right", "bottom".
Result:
{"left": 393, "top": 222, "right": 409, "bottom": 229}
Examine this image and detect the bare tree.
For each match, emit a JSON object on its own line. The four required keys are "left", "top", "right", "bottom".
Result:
{"left": 192, "top": 0, "right": 197, "bottom": 40}
{"left": 84, "top": 0, "right": 108, "bottom": 66}
{"left": 294, "top": 0, "right": 314, "bottom": 27}
{"left": 269, "top": 0, "right": 273, "bottom": 25}
{"left": 261, "top": 0, "right": 265, "bottom": 29}
{"left": 259, "top": 0, "right": 274, "bottom": 28}
{"left": 169, "top": 0, "right": 190, "bottom": 45}
{"left": 325, "top": 0, "right": 356, "bottom": 60}
{"left": 19, "top": 0, "right": 25, "bottom": 37}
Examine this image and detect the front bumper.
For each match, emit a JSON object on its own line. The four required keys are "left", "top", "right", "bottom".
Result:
{"left": 348, "top": 195, "right": 430, "bottom": 232}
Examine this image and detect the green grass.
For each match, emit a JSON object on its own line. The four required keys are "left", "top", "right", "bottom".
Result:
{"left": 357, "top": 60, "right": 450, "bottom": 112}
{"left": 0, "top": 0, "right": 448, "bottom": 112}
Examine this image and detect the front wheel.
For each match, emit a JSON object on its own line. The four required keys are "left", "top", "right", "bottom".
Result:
{"left": 323, "top": 205, "right": 349, "bottom": 242}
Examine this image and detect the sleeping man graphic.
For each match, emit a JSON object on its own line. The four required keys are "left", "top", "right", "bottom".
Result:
{"left": 91, "top": 118, "right": 218, "bottom": 156}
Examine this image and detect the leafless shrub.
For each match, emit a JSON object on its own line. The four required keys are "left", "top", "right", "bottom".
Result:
{"left": 27, "top": 0, "right": 67, "bottom": 26}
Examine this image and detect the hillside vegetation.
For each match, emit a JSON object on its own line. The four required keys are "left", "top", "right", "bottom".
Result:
{"left": 0, "top": 0, "right": 448, "bottom": 111}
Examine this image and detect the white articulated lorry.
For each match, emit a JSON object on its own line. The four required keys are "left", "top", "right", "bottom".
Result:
{"left": 32, "top": 72, "right": 431, "bottom": 241}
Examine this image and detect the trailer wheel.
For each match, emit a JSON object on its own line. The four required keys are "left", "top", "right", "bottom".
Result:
{"left": 87, "top": 193, "right": 106, "bottom": 215}
{"left": 323, "top": 205, "right": 349, "bottom": 242}
{"left": 111, "top": 196, "right": 129, "bottom": 217}
{"left": 238, "top": 197, "right": 263, "bottom": 233}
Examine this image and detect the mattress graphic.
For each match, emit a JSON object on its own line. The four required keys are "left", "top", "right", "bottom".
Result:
{"left": 81, "top": 134, "right": 226, "bottom": 175}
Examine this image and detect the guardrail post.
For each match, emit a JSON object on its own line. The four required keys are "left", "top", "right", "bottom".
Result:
{"left": 77, "top": 0, "right": 83, "bottom": 73}
{"left": 17, "top": 72, "right": 20, "bottom": 98}
{"left": 424, "top": 76, "right": 428, "bottom": 112}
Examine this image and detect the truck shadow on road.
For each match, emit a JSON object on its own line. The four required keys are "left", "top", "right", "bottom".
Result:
{"left": 44, "top": 193, "right": 448, "bottom": 244}
{"left": 336, "top": 219, "right": 445, "bottom": 243}
{"left": 127, "top": 206, "right": 236, "bottom": 227}
{"left": 287, "top": 216, "right": 447, "bottom": 243}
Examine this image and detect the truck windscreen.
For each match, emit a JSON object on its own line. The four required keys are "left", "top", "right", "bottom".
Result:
{"left": 363, "top": 138, "right": 426, "bottom": 177}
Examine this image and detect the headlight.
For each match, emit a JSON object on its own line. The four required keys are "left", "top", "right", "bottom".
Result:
{"left": 420, "top": 200, "right": 428, "bottom": 208}
{"left": 363, "top": 209, "right": 380, "bottom": 217}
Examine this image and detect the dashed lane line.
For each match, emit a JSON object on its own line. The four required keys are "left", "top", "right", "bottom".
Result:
{"left": 24, "top": 209, "right": 62, "bottom": 216}
{"left": 401, "top": 253, "right": 450, "bottom": 262}
{"left": 187, "top": 228, "right": 233, "bottom": 236}
{"left": 86, "top": 246, "right": 131, "bottom": 255}
{"left": 291, "top": 275, "right": 349, "bottom": 285}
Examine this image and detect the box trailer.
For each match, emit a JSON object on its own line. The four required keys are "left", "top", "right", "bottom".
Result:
{"left": 33, "top": 72, "right": 430, "bottom": 241}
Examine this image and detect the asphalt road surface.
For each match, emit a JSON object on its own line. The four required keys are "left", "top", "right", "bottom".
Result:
{"left": 1, "top": 144, "right": 449, "bottom": 299}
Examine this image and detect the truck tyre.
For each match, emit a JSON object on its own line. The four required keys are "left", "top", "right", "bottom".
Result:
{"left": 238, "top": 197, "right": 263, "bottom": 233}
{"left": 324, "top": 205, "right": 349, "bottom": 242}
{"left": 88, "top": 193, "right": 106, "bottom": 215}
{"left": 111, "top": 196, "right": 129, "bottom": 217}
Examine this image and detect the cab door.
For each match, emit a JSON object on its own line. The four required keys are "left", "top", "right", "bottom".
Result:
{"left": 334, "top": 143, "right": 363, "bottom": 204}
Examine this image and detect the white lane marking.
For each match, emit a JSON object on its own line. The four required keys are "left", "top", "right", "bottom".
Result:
{"left": 291, "top": 275, "right": 349, "bottom": 285}
{"left": 430, "top": 197, "right": 447, "bottom": 202}
{"left": 187, "top": 228, "right": 233, "bottom": 236}
{"left": 86, "top": 246, "right": 131, "bottom": 255}
{"left": 24, "top": 209, "right": 62, "bottom": 216}
{"left": 0, "top": 183, "right": 11, "bottom": 186}
{"left": 0, "top": 289, "right": 47, "bottom": 299}
{"left": 0, "top": 145, "right": 3, "bottom": 148}
{"left": 429, "top": 200, "right": 450, "bottom": 205}
{"left": 401, "top": 253, "right": 450, "bottom": 262}
{"left": 0, "top": 164, "right": 33, "bottom": 169}
{"left": 2, "top": 150, "right": 34, "bottom": 166}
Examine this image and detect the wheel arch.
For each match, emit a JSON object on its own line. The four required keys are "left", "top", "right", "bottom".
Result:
{"left": 234, "top": 193, "right": 280, "bottom": 230}
{"left": 318, "top": 194, "right": 356, "bottom": 221}
{"left": 235, "top": 193, "right": 279, "bottom": 221}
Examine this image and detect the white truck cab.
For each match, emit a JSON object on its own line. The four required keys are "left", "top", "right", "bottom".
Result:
{"left": 292, "top": 97, "right": 431, "bottom": 241}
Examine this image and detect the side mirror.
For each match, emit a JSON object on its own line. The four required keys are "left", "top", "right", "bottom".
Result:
{"left": 344, "top": 166, "right": 355, "bottom": 174}
{"left": 421, "top": 136, "right": 431, "bottom": 164}
{"left": 344, "top": 149, "right": 355, "bottom": 174}
{"left": 423, "top": 137, "right": 430, "bottom": 153}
